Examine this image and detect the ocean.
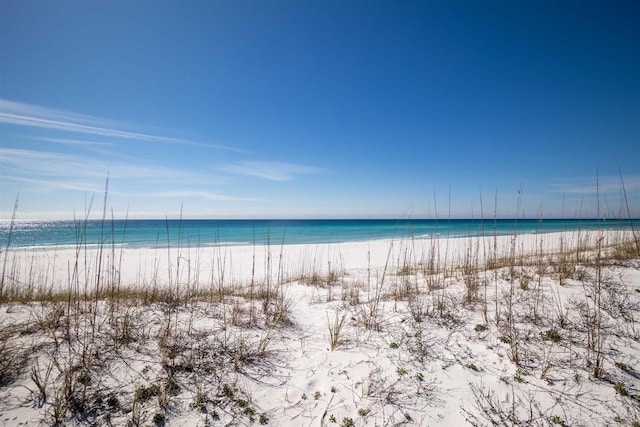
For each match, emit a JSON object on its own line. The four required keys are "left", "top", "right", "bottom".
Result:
{"left": 1, "top": 218, "right": 638, "bottom": 250}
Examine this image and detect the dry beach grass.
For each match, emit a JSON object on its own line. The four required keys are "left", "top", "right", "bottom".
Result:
{"left": 0, "top": 221, "right": 639, "bottom": 426}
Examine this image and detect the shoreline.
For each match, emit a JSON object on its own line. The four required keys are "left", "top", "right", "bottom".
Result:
{"left": 3, "top": 217, "right": 639, "bottom": 252}
{"left": 1, "top": 229, "right": 634, "bottom": 292}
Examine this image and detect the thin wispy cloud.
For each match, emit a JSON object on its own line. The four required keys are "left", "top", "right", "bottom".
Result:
{"left": 220, "top": 161, "right": 324, "bottom": 181}
{"left": 0, "top": 147, "right": 201, "bottom": 183}
{"left": 3, "top": 175, "right": 105, "bottom": 193}
{"left": 146, "top": 191, "right": 258, "bottom": 202}
{"left": 0, "top": 99, "right": 242, "bottom": 152}
{"left": 1, "top": 99, "right": 118, "bottom": 127}
{"left": 0, "top": 148, "right": 105, "bottom": 179}
{"left": 0, "top": 148, "right": 251, "bottom": 203}
{"left": 550, "top": 175, "right": 640, "bottom": 195}
{"left": 33, "top": 137, "right": 114, "bottom": 147}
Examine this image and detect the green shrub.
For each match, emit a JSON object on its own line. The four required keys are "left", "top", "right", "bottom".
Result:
{"left": 550, "top": 415, "right": 563, "bottom": 425}
{"left": 615, "top": 362, "right": 632, "bottom": 372}
{"left": 135, "top": 384, "right": 160, "bottom": 402}
{"left": 514, "top": 368, "right": 528, "bottom": 383}
{"left": 541, "top": 329, "right": 561, "bottom": 342}
{"left": 164, "top": 377, "right": 179, "bottom": 394}
{"left": 614, "top": 382, "right": 629, "bottom": 396}
{"left": 222, "top": 383, "right": 234, "bottom": 398}
{"left": 474, "top": 324, "right": 488, "bottom": 332}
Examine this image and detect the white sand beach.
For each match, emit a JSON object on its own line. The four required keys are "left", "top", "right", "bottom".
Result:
{"left": 1, "top": 229, "right": 639, "bottom": 426}
{"left": 3, "top": 230, "right": 627, "bottom": 292}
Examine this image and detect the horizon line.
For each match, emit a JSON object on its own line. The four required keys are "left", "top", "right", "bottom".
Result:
{"left": 2, "top": 216, "right": 639, "bottom": 222}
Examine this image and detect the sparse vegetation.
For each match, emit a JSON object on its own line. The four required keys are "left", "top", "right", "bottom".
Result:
{"left": 342, "top": 417, "right": 354, "bottom": 427}
{"left": 0, "top": 193, "right": 639, "bottom": 426}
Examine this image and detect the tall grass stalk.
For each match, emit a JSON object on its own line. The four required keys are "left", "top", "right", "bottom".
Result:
{"left": 479, "top": 187, "right": 488, "bottom": 323}
{"left": 618, "top": 162, "right": 640, "bottom": 256}
{"left": 0, "top": 195, "right": 19, "bottom": 303}
{"left": 92, "top": 176, "right": 109, "bottom": 342}
{"left": 493, "top": 190, "right": 500, "bottom": 326}
{"left": 327, "top": 310, "right": 347, "bottom": 351}
{"left": 504, "top": 186, "right": 523, "bottom": 365}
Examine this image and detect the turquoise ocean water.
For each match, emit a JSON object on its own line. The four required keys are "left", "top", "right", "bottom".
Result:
{"left": 1, "top": 219, "right": 638, "bottom": 250}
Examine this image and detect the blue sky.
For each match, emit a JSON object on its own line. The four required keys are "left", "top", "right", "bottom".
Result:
{"left": 1, "top": 0, "right": 638, "bottom": 219}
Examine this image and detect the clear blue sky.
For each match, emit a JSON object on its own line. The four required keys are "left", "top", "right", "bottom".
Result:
{"left": 1, "top": 0, "right": 638, "bottom": 219}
